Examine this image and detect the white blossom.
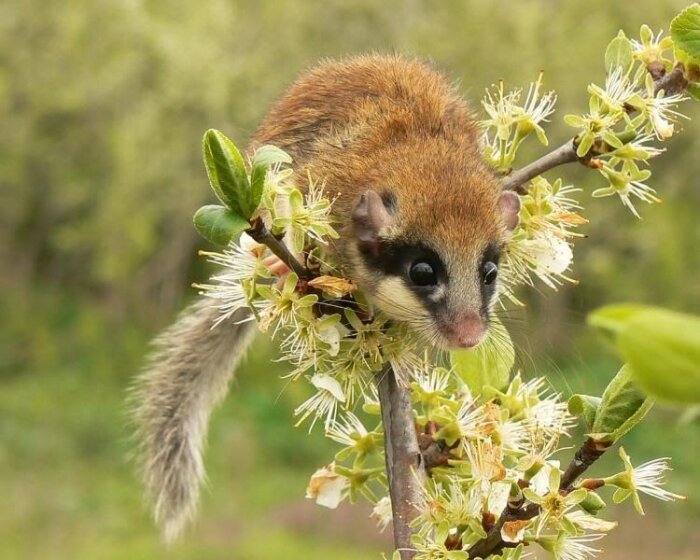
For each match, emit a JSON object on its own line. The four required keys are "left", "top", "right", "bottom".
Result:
{"left": 294, "top": 374, "right": 346, "bottom": 430}
{"left": 305, "top": 463, "right": 349, "bottom": 509}
{"left": 519, "top": 234, "right": 573, "bottom": 282}
{"left": 630, "top": 458, "right": 683, "bottom": 502}
{"left": 457, "top": 398, "right": 489, "bottom": 439}
{"left": 272, "top": 175, "right": 338, "bottom": 252}
{"left": 464, "top": 439, "right": 506, "bottom": 487}
{"left": 587, "top": 66, "right": 639, "bottom": 114}
{"left": 540, "top": 532, "right": 605, "bottom": 560}
{"left": 501, "top": 519, "right": 530, "bottom": 544}
{"left": 326, "top": 412, "right": 369, "bottom": 447}
{"left": 594, "top": 165, "right": 660, "bottom": 218}
{"left": 195, "top": 233, "right": 268, "bottom": 326}
{"left": 371, "top": 497, "right": 393, "bottom": 531}
{"left": 608, "top": 448, "right": 686, "bottom": 514}
{"left": 641, "top": 74, "right": 688, "bottom": 140}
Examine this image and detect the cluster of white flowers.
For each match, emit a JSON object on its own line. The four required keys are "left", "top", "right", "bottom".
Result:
{"left": 479, "top": 25, "right": 693, "bottom": 302}
{"left": 481, "top": 74, "right": 557, "bottom": 172}
{"left": 197, "top": 163, "right": 424, "bottom": 430}
{"left": 192, "top": 137, "right": 686, "bottom": 560}
{"left": 564, "top": 31, "right": 687, "bottom": 217}
{"left": 299, "top": 24, "right": 690, "bottom": 555}
{"left": 480, "top": 81, "right": 585, "bottom": 297}
{"left": 501, "top": 177, "right": 586, "bottom": 297}
{"left": 305, "top": 369, "right": 684, "bottom": 560}
{"left": 564, "top": 64, "right": 687, "bottom": 218}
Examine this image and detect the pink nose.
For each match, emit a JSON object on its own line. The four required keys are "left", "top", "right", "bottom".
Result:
{"left": 447, "top": 313, "right": 486, "bottom": 349}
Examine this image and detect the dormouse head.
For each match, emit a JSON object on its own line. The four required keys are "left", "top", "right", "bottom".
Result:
{"left": 349, "top": 162, "right": 520, "bottom": 350}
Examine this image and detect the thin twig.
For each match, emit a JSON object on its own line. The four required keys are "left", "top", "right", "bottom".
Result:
{"left": 654, "top": 63, "right": 690, "bottom": 97}
{"left": 377, "top": 366, "right": 426, "bottom": 560}
{"left": 501, "top": 63, "right": 692, "bottom": 194}
{"left": 467, "top": 438, "right": 609, "bottom": 559}
{"left": 500, "top": 139, "right": 579, "bottom": 193}
{"left": 560, "top": 437, "right": 610, "bottom": 491}
{"left": 246, "top": 217, "right": 312, "bottom": 279}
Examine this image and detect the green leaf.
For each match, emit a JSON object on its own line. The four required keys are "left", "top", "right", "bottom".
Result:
{"left": 252, "top": 144, "right": 293, "bottom": 169}
{"left": 674, "top": 43, "right": 696, "bottom": 66}
{"left": 202, "top": 129, "right": 253, "bottom": 217}
{"left": 588, "top": 303, "right": 647, "bottom": 337}
{"left": 250, "top": 144, "right": 293, "bottom": 208}
{"left": 568, "top": 394, "right": 601, "bottom": 428}
{"left": 451, "top": 318, "right": 514, "bottom": 393}
{"left": 618, "top": 308, "right": 700, "bottom": 403}
{"left": 590, "top": 305, "right": 700, "bottom": 404}
{"left": 671, "top": 4, "right": 700, "bottom": 61}
{"left": 193, "top": 204, "right": 249, "bottom": 245}
{"left": 605, "top": 30, "right": 634, "bottom": 72}
{"left": 590, "top": 365, "right": 653, "bottom": 442}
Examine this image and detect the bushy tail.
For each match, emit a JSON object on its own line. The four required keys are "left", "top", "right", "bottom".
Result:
{"left": 131, "top": 298, "right": 256, "bottom": 542}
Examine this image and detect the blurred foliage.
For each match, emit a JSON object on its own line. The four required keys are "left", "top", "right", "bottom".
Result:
{"left": 589, "top": 305, "right": 700, "bottom": 404}
{"left": 1, "top": 0, "right": 699, "bottom": 558}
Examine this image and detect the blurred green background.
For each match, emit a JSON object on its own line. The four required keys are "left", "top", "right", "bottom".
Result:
{"left": 1, "top": 0, "right": 699, "bottom": 558}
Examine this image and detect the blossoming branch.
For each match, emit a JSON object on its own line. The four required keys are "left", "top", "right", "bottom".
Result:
{"left": 186, "top": 6, "right": 700, "bottom": 560}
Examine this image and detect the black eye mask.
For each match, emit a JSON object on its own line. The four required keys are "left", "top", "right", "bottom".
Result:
{"left": 362, "top": 238, "right": 503, "bottom": 317}
{"left": 359, "top": 239, "right": 449, "bottom": 314}
{"left": 360, "top": 240, "right": 444, "bottom": 280}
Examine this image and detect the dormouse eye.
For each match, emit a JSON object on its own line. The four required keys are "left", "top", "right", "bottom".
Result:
{"left": 483, "top": 261, "right": 498, "bottom": 285}
{"left": 409, "top": 261, "right": 437, "bottom": 287}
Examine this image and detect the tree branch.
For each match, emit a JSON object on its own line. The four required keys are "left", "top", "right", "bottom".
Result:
{"left": 467, "top": 437, "right": 609, "bottom": 559}
{"left": 377, "top": 366, "right": 426, "bottom": 560}
{"left": 246, "top": 217, "right": 312, "bottom": 279}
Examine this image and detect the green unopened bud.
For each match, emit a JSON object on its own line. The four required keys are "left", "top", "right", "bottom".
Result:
{"left": 579, "top": 490, "right": 607, "bottom": 515}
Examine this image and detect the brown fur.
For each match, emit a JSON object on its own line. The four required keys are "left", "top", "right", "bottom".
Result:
{"left": 257, "top": 56, "right": 500, "bottom": 224}
{"left": 133, "top": 54, "right": 509, "bottom": 541}
{"left": 253, "top": 54, "right": 504, "bottom": 283}
{"left": 255, "top": 55, "right": 507, "bottom": 337}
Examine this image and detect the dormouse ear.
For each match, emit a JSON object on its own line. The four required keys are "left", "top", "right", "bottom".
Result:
{"left": 352, "top": 190, "right": 395, "bottom": 254}
{"left": 499, "top": 190, "right": 521, "bottom": 232}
